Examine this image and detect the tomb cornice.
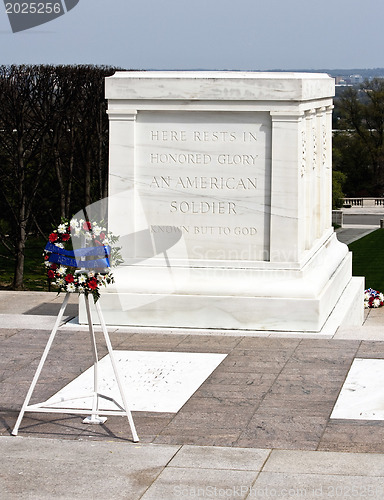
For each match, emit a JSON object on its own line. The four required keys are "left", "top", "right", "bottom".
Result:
{"left": 106, "top": 71, "right": 335, "bottom": 102}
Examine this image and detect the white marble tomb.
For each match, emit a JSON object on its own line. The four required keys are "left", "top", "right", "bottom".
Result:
{"left": 79, "top": 72, "right": 364, "bottom": 333}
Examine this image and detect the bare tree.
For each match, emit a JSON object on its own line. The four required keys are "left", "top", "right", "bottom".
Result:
{"left": 0, "top": 64, "right": 123, "bottom": 289}
{"left": 0, "top": 65, "right": 50, "bottom": 289}
{"left": 70, "top": 65, "right": 115, "bottom": 207}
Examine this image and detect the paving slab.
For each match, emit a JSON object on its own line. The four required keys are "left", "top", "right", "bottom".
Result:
{"left": 236, "top": 413, "right": 328, "bottom": 451}
{"left": 0, "top": 436, "right": 180, "bottom": 500}
{"left": 253, "top": 472, "right": 384, "bottom": 500}
{"left": 168, "top": 445, "right": 270, "bottom": 471}
{"left": 0, "top": 313, "right": 71, "bottom": 329}
{"left": 140, "top": 467, "right": 260, "bottom": 500}
{"left": 0, "top": 291, "right": 78, "bottom": 314}
{"left": 263, "top": 449, "right": 384, "bottom": 475}
{"left": 334, "top": 325, "right": 384, "bottom": 340}
{"left": 318, "top": 419, "right": 384, "bottom": 453}
{"left": 356, "top": 340, "right": 384, "bottom": 358}
{"left": 336, "top": 226, "right": 377, "bottom": 244}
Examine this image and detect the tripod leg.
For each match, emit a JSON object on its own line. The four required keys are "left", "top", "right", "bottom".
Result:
{"left": 12, "top": 293, "right": 71, "bottom": 436}
{"left": 95, "top": 300, "right": 139, "bottom": 442}
{"left": 82, "top": 295, "right": 106, "bottom": 424}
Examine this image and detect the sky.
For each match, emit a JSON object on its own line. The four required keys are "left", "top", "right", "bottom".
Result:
{"left": 0, "top": 0, "right": 383, "bottom": 71}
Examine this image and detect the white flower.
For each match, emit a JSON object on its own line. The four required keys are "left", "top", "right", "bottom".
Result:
{"left": 54, "top": 243, "right": 64, "bottom": 249}
{"left": 97, "top": 274, "right": 106, "bottom": 283}
{"left": 78, "top": 285, "right": 85, "bottom": 293}
{"left": 70, "top": 219, "right": 78, "bottom": 228}
{"left": 66, "top": 283, "right": 76, "bottom": 292}
{"left": 373, "top": 298, "right": 381, "bottom": 307}
{"left": 78, "top": 274, "right": 87, "bottom": 283}
{"left": 56, "top": 278, "right": 65, "bottom": 286}
{"left": 57, "top": 224, "right": 67, "bottom": 234}
{"left": 45, "top": 261, "right": 51, "bottom": 267}
{"left": 93, "top": 225, "right": 101, "bottom": 236}
{"left": 57, "top": 266, "right": 67, "bottom": 276}
{"left": 88, "top": 271, "right": 95, "bottom": 278}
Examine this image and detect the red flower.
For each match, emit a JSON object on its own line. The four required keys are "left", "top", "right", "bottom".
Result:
{"left": 99, "top": 232, "right": 106, "bottom": 241}
{"left": 50, "top": 263, "right": 58, "bottom": 270}
{"left": 62, "top": 233, "right": 70, "bottom": 242}
{"left": 49, "top": 232, "right": 58, "bottom": 243}
{"left": 44, "top": 254, "right": 50, "bottom": 260}
{"left": 47, "top": 270, "right": 55, "bottom": 279}
{"left": 65, "top": 274, "right": 74, "bottom": 283}
{"left": 88, "top": 277, "right": 98, "bottom": 290}
{"left": 83, "top": 221, "right": 92, "bottom": 231}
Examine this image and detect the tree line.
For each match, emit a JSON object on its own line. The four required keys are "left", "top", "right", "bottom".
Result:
{"left": 333, "top": 78, "right": 384, "bottom": 201}
{"left": 0, "top": 64, "right": 123, "bottom": 289}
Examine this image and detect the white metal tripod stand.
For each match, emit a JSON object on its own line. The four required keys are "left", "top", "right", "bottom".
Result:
{"left": 11, "top": 292, "right": 139, "bottom": 442}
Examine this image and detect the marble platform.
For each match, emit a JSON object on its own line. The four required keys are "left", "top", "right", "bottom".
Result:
{"left": 331, "top": 358, "right": 384, "bottom": 420}
{"left": 41, "top": 351, "right": 227, "bottom": 413}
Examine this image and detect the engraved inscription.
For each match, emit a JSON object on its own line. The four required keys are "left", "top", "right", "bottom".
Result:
{"left": 136, "top": 111, "right": 272, "bottom": 261}
{"left": 145, "top": 128, "right": 261, "bottom": 216}
{"left": 150, "top": 176, "right": 257, "bottom": 190}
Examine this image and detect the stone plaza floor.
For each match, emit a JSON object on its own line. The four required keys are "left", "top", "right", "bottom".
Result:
{"left": 1, "top": 289, "right": 384, "bottom": 498}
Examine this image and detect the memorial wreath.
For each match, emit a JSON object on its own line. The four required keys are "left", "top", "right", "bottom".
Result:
{"left": 43, "top": 219, "right": 121, "bottom": 302}
{"left": 364, "top": 288, "right": 384, "bottom": 308}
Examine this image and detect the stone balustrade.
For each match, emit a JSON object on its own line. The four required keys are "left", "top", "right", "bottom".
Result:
{"left": 343, "top": 198, "right": 384, "bottom": 207}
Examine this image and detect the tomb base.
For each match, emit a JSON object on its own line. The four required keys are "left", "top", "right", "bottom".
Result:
{"left": 79, "top": 233, "right": 364, "bottom": 334}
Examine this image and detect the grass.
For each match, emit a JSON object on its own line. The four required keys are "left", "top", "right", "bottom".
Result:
{"left": 0, "top": 237, "right": 50, "bottom": 291}
{"left": 348, "top": 229, "right": 384, "bottom": 291}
